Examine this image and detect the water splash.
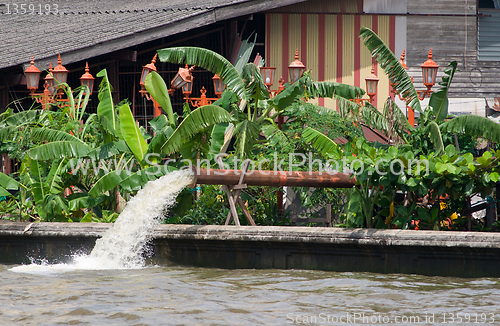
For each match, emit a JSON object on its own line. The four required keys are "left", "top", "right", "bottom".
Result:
{"left": 10, "top": 169, "right": 194, "bottom": 274}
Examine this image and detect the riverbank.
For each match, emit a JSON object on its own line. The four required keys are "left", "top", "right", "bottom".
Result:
{"left": 1, "top": 221, "right": 500, "bottom": 277}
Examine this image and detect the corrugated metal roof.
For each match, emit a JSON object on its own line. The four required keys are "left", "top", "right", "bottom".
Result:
{"left": 0, "top": 0, "right": 305, "bottom": 70}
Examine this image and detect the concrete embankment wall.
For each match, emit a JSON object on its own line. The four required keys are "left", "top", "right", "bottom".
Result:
{"left": 1, "top": 221, "right": 500, "bottom": 278}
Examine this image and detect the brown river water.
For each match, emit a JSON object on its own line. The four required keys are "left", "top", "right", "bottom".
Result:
{"left": 2, "top": 264, "right": 500, "bottom": 325}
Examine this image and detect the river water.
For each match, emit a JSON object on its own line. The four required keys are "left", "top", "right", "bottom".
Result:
{"left": 2, "top": 264, "right": 500, "bottom": 325}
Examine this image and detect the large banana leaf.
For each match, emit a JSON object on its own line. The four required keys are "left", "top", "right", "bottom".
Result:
{"left": 30, "top": 128, "right": 86, "bottom": 143}
{"left": 98, "top": 114, "right": 119, "bottom": 139}
{"left": 156, "top": 47, "right": 247, "bottom": 100}
{"left": 426, "top": 121, "right": 444, "bottom": 154}
{"left": 2, "top": 110, "right": 40, "bottom": 127}
{"left": 96, "top": 69, "right": 117, "bottom": 132}
{"left": 261, "top": 121, "right": 290, "bottom": 148}
{"left": 0, "top": 172, "right": 20, "bottom": 190}
{"left": 359, "top": 27, "right": 421, "bottom": 113}
{"left": 272, "top": 81, "right": 304, "bottom": 110}
{"left": 241, "top": 63, "right": 270, "bottom": 106}
{"left": 208, "top": 122, "right": 229, "bottom": 160}
{"left": 29, "top": 141, "right": 91, "bottom": 160}
{"left": 88, "top": 140, "right": 130, "bottom": 160}
{"left": 429, "top": 61, "right": 458, "bottom": 122}
{"left": 148, "top": 114, "right": 169, "bottom": 133}
{"left": 88, "top": 170, "right": 128, "bottom": 198}
{"left": 119, "top": 165, "right": 178, "bottom": 192}
{"left": 441, "top": 115, "right": 500, "bottom": 144}
{"left": 160, "top": 105, "right": 235, "bottom": 155}
{"left": 0, "top": 126, "right": 18, "bottom": 142}
{"left": 302, "top": 127, "right": 342, "bottom": 158}
{"left": 144, "top": 71, "right": 176, "bottom": 127}
{"left": 361, "top": 106, "right": 389, "bottom": 132}
{"left": 119, "top": 103, "right": 148, "bottom": 163}
{"left": 311, "top": 82, "right": 365, "bottom": 100}
{"left": 46, "top": 159, "right": 65, "bottom": 195}
{"left": 233, "top": 119, "right": 260, "bottom": 159}
{"left": 233, "top": 33, "right": 257, "bottom": 74}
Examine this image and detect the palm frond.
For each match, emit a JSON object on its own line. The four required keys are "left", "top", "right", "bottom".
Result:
{"left": 0, "top": 172, "right": 20, "bottom": 190}
{"left": 440, "top": 115, "right": 500, "bottom": 144}
{"left": 160, "top": 105, "right": 235, "bottom": 155}
{"left": 429, "top": 61, "right": 458, "bottom": 122}
{"left": 208, "top": 122, "right": 229, "bottom": 160}
{"left": 0, "top": 126, "right": 18, "bottom": 142}
{"left": 120, "top": 165, "right": 178, "bottom": 192}
{"left": 233, "top": 119, "right": 260, "bottom": 159}
{"left": 359, "top": 27, "right": 421, "bottom": 113}
{"left": 1, "top": 109, "right": 40, "bottom": 127}
{"left": 145, "top": 71, "right": 176, "bottom": 127}
{"left": 96, "top": 69, "right": 117, "bottom": 132}
{"left": 233, "top": 33, "right": 257, "bottom": 74}
{"left": 427, "top": 121, "right": 444, "bottom": 154}
{"left": 361, "top": 106, "right": 389, "bottom": 132}
{"left": 88, "top": 171, "right": 123, "bottom": 198}
{"left": 241, "top": 63, "right": 270, "bottom": 105}
{"left": 156, "top": 47, "right": 247, "bottom": 100}
{"left": 28, "top": 141, "right": 91, "bottom": 160}
{"left": 88, "top": 140, "right": 129, "bottom": 160}
{"left": 261, "top": 121, "right": 290, "bottom": 148}
{"left": 302, "top": 127, "right": 342, "bottom": 158}
{"left": 119, "top": 103, "right": 148, "bottom": 163}
{"left": 30, "top": 128, "right": 86, "bottom": 144}
{"left": 311, "top": 82, "right": 365, "bottom": 100}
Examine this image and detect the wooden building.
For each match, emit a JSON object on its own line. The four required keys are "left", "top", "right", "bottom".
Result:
{"left": 0, "top": 0, "right": 499, "bottom": 123}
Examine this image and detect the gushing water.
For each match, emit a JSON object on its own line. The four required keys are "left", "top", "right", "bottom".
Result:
{"left": 11, "top": 169, "right": 194, "bottom": 273}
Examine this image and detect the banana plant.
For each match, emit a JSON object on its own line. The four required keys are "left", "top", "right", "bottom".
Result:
{"left": 148, "top": 46, "right": 365, "bottom": 161}
{"left": 360, "top": 27, "right": 500, "bottom": 155}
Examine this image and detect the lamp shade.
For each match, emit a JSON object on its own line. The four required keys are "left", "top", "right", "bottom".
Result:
{"left": 44, "top": 62, "right": 56, "bottom": 95}
{"left": 288, "top": 49, "right": 305, "bottom": 83}
{"left": 24, "top": 56, "right": 41, "bottom": 93}
{"left": 53, "top": 54, "right": 68, "bottom": 84}
{"left": 171, "top": 64, "right": 194, "bottom": 90}
{"left": 79, "top": 62, "right": 95, "bottom": 95}
{"left": 212, "top": 74, "right": 224, "bottom": 97}
{"left": 260, "top": 66, "right": 276, "bottom": 87}
{"left": 182, "top": 76, "right": 193, "bottom": 97}
{"left": 421, "top": 48, "right": 439, "bottom": 90}
{"left": 365, "top": 64, "right": 379, "bottom": 97}
{"left": 140, "top": 54, "right": 157, "bottom": 88}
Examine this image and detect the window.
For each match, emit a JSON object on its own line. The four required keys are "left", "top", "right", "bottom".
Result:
{"left": 478, "top": 0, "right": 500, "bottom": 61}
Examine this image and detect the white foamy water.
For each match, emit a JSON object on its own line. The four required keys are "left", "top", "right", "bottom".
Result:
{"left": 10, "top": 169, "right": 194, "bottom": 274}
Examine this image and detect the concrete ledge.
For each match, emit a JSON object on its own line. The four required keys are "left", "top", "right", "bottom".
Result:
{"left": 1, "top": 222, "right": 500, "bottom": 277}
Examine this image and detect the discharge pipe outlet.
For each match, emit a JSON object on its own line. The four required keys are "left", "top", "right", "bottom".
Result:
{"left": 194, "top": 169, "right": 355, "bottom": 188}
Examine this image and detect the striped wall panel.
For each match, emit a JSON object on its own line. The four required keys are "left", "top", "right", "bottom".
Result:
{"left": 266, "top": 12, "right": 396, "bottom": 110}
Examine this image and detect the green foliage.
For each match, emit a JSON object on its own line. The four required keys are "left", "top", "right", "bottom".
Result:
{"left": 144, "top": 71, "right": 176, "bottom": 127}
{"left": 429, "top": 61, "right": 458, "bottom": 122}
{"left": 359, "top": 27, "right": 421, "bottom": 114}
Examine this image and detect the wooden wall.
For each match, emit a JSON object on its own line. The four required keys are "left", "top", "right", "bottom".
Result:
{"left": 406, "top": 0, "right": 500, "bottom": 99}
{"left": 265, "top": 0, "right": 396, "bottom": 109}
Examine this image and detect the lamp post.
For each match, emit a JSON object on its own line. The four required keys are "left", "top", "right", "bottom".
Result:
{"left": 288, "top": 49, "right": 305, "bottom": 83}
{"left": 260, "top": 50, "right": 305, "bottom": 220}
{"left": 390, "top": 48, "right": 440, "bottom": 126}
{"left": 365, "top": 64, "right": 379, "bottom": 104}
{"left": 417, "top": 48, "right": 439, "bottom": 100}
{"left": 139, "top": 56, "right": 196, "bottom": 116}
{"left": 181, "top": 68, "right": 224, "bottom": 108}
{"left": 24, "top": 56, "right": 41, "bottom": 95}
{"left": 79, "top": 62, "right": 95, "bottom": 96}
{"left": 353, "top": 64, "right": 379, "bottom": 106}
{"left": 24, "top": 55, "right": 94, "bottom": 109}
